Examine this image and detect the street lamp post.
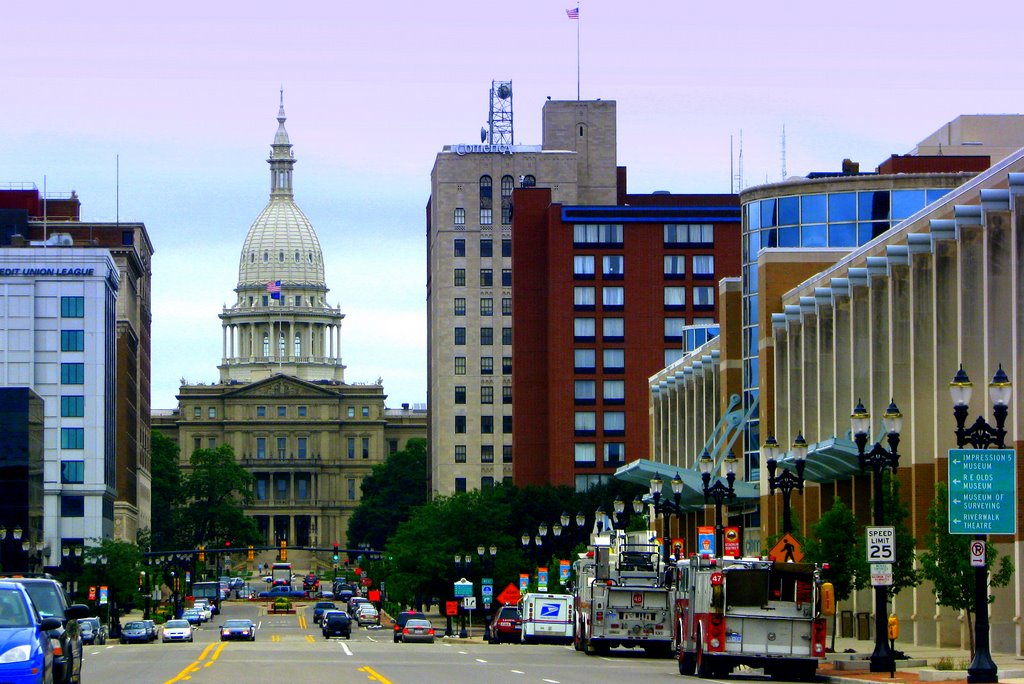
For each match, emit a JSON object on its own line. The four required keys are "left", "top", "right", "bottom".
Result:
{"left": 0, "top": 526, "right": 24, "bottom": 573}
{"left": 699, "top": 449, "right": 737, "bottom": 557}
{"left": 477, "top": 545, "right": 497, "bottom": 641}
{"left": 649, "top": 473, "right": 684, "bottom": 564}
{"left": 453, "top": 553, "right": 473, "bottom": 638}
{"left": 950, "top": 365, "right": 1011, "bottom": 684}
{"left": 851, "top": 398, "right": 902, "bottom": 674}
{"left": 763, "top": 433, "right": 808, "bottom": 534}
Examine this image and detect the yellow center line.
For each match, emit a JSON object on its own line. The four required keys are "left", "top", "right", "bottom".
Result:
{"left": 271, "top": 634, "right": 281, "bottom": 642}
{"left": 358, "top": 666, "right": 393, "bottom": 684}
{"left": 204, "top": 642, "right": 228, "bottom": 667}
{"left": 164, "top": 643, "right": 217, "bottom": 683}
{"left": 305, "top": 634, "right": 315, "bottom": 643}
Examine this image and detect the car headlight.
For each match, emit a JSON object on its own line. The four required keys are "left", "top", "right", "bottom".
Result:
{"left": 0, "top": 645, "right": 32, "bottom": 663}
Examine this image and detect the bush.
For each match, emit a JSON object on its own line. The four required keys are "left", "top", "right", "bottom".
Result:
{"left": 934, "top": 657, "right": 969, "bottom": 671}
{"left": 273, "top": 597, "right": 291, "bottom": 611}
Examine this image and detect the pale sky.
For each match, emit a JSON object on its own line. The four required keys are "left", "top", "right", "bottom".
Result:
{"left": 4, "top": 1, "right": 1021, "bottom": 410}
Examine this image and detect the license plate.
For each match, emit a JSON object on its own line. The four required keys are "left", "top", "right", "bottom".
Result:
{"left": 726, "top": 634, "right": 742, "bottom": 643}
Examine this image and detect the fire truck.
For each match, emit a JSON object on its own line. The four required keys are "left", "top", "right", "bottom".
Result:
{"left": 572, "top": 537, "right": 674, "bottom": 657}
{"left": 672, "top": 556, "right": 834, "bottom": 680}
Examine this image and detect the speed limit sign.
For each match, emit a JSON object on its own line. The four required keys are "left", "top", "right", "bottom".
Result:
{"left": 970, "top": 540, "right": 986, "bottom": 567}
{"left": 867, "top": 526, "right": 895, "bottom": 563}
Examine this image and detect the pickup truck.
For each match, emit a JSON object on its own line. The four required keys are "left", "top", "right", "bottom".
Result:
{"left": 257, "top": 585, "right": 307, "bottom": 599}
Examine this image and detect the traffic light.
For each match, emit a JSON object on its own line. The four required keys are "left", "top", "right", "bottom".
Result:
{"left": 225, "top": 540, "right": 231, "bottom": 549}
{"left": 247, "top": 545, "right": 255, "bottom": 561}
{"left": 279, "top": 539, "right": 287, "bottom": 562}
{"left": 332, "top": 542, "right": 339, "bottom": 563}
{"left": 198, "top": 545, "right": 205, "bottom": 562}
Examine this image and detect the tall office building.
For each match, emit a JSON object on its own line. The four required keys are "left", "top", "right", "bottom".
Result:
{"left": 427, "top": 90, "right": 617, "bottom": 495}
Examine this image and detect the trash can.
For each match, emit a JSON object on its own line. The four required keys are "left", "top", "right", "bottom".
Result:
{"left": 840, "top": 610, "right": 854, "bottom": 638}
{"left": 856, "top": 612, "right": 871, "bottom": 640}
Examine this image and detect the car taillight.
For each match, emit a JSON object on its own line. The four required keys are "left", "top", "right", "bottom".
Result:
{"left": 428, "top": 629, "right": 435, "bottom": 635}
{"left": 403, "top": 628, "right": 411, "bottom": 634}
{"left": 52, "top": 644, "right": 63, "bottom": 657}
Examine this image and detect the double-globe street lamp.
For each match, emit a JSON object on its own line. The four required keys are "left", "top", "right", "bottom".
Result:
{"left": 649, "top": 473, "right": 684, "bottom": 563}
{"left": 0, "top": 526, "right": 24, "bottom": 572}
{"left": 851, "top": 398, "right": 902, "bottom": 674}
{"left": 698, "top": 450, "right": 737, "bottom": 557}
{"left": 950, "top": 364, "right": 1012, "bottom": 684}
{"left": 476, "top": 545, "right": 497, "bottom": 641}
{"left": 763, "top": 433, "right": 808, "bottom": 534}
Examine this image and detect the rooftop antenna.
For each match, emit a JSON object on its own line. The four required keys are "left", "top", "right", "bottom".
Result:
{"left": 780, "top": 124, "right": 787, "bottom": 181}
{"left": 732, "top": 130, "right": 744, "bottom": 193}
{"left": 487, "top": 80, "right": 514, "bottom": 145}
{"left": 43, "top": 175, "right": 48, "bottom": 245}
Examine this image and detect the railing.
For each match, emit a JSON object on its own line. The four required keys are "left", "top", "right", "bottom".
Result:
{"left": 241, "top": 454, "right": 322, "bottom": 466}
{"left": 248, "top": 499, "right": 346, "bottom": 508}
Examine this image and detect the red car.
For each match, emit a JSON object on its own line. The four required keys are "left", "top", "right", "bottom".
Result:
{"left": 489, "top": 606, "right": 522, "bottom": 644}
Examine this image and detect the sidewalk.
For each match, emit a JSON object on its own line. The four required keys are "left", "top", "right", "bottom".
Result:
{"left": 823, "top": 636, "right": 1024, "bottom": 684}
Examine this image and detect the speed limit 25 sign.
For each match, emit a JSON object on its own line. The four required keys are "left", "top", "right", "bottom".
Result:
{"left": 867, "top": 526, "right": 895, "bottom": 563}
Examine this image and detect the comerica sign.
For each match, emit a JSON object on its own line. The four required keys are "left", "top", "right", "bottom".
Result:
{"left": 451, "top": 144, "right": 542, "bottom": 155}
{"left": 0, "top": 267, "right": 97, "bottom": 276}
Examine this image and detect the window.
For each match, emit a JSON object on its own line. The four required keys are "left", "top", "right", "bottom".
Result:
{"left": 694, "top": 286, "right": 715, "bottom": 307}
{"left": 297, "top": 437, "right": 307, "bottom": 459}
{"left": 501, "top": 327, "right": 512, "bottom": 345}
{"left": 61, "top": 427, "right": 84, "bottom": 449}
{"left": 362, "top": 406, "right": 370, "bottom": 417}
{"left": 455, "top": 298, "right": 466, "bottom": 316}
{"left": 454, "top": 238, "right": 465, "bottom": 256}
{"left": 480, "top": 208, "right": 493, "bottom": 225}
{"left": 295, "top": 296, "right": 302, "bottom": 307}
{"left": 256, "top": 437, "right": 266, "bottom": 459}
{"left": 573, "top": 255, "right": 595, "bottom": 277}
{"left": 480, "top": 269, "right": 493, "bottom": 286}
{"left": 502, "top": 357, "right": 512, "bottom": 374}
{"left": 604, "top": 443, "right": 625, "bottom": 465}
{"left": 362, "top": 437, "right": 370, "bottom": 458}
{"left": 665, "top": 318, "right": 686, "bottom": 338}
{"left": 209, "top": 407, "right": 217, "bottom": 418}
{"left": 664, "top": 255, "right": 686, "bottom": 277}
{"left": 501, "top": 239, "right": 512, "bottom": 257}
{"left": 455, "top": 416, "right": 467, "bottom": 433}
{"left": 455, "top": 445, "right": 467, "bottom": 463}
{"left": 455, "top": 357, "right": 466, "bottom": 375}
{"left": 481, "top": 415, "right": 494, "bottom": 434}
{"left": 664, "top": 224, "right": 687, "bottom": 244}
{"left": 693, "top": 255, "right": 715, "bottom": 277}
{"left": 479, "top": 175, "right": 492, "bottom": 206}
{"left": 602, "top": 255, "right": 624, "bottom": 277}
{"left": 61, "top": 330, "right": 85, "bottom": 351}
{"left": 347, "top": 437, "right": 355, "bottom": 458}
{"left": 454, "top": 268, "right": 466, "bottom": 286}
{"left": 502, "top": 385, "right": 512, "bottom": 404}
{"left": 502, "top": 416, "right": 512, "bottom": 434}
{"left": 602, "top": 287, "right": 624, "bottom": 309}
{"left": 501, "top": 175, "right": 514, "bottom": 224}
{"left": 574, "top": 443, "right": 596, "bottom": 466}
{"left": 604, "top": 411, "right": 625, "bottom": 434}
{"left": 690, "top": 224, "right": 714, "bottom": 243}
{"left": 275, "top": 478, "right": 287, "bottom": 499}
{"left": 574, "top": 224, "right": 622, "bottom": 245}
{"left": 574, "top": 287, "right": 595, "bottom": 309}
{"left": 61, "top": 460, "right": 84, "bottom": 484}
{"left": 503, "top": 445, "right": 513, "bottom": 463}
{"left": 501, "top": 269, "right": 512, "bottom": 286}
{"left": 481, "top": 386, "right": 493, "bottom": 404}
{"left": 575, "top": 380, "right": 596, "bottom": 401}
{"left": 60, "top": 363, "right": 84, "bottom": 385}
{"left": 455, "top": 386, "right": 466, "bottom": 404}
{"left": 278, "top": 406, "right": 286, "bottom": 417}
{"left": 454, "top": 327, "right": 466, "bottom": 345}
{"left": 193, "top": 407, "right": 201, "bottom": 418}
{"left": 480, "top": 238, "right": 493, "bottom": 257}
{"left": 60, "top": 296, "right": 84, "bottom": 318}
{"left": 574, "top": 318, "right": 595, "bottom": 340}
{"left": 194, "top": 437, "right": 201, "bottom": 450}
{"left": 501, "top": 298, "right": 512, "bottom": 316}
{"left": 347, "top": 479, "right": 356, "bottom": 501}
{"left": 256, "top": 479, "right": 267, "bottom": 500}
{"left": 298, "top": 406, "right": 307, "bottom": 417}
{"left": 455, "top": 478, "right": 467, "bottom": 493}
{"left": 347, "top": 407, "right": 355, "bottom": 418}
{"left": 603, "top": 348, "right": 625, "bottom": 371}
{"left": 574, "top": 348, "right": 596, "bottom": 371}
{"left": 61, "top": 495, "right": 85, "bottom": 518}
{"left": 603, "top": 380, "right": 625, "bottom": 402}
{"left": 480, "top": 357, "right": 493, "bottom": 375}
{"left": 263, "top": 334, "right": 270, "bottom": 356}
{"left": 575, "top": 411, "right": 596, "bottom": 434}
{"left": 294, "top": 334, "right": 301, "bottom": 354}
{"left": 481, "top": 445, "right": 494, "bottom": 463}
{"left": 603, "top": 318, "right": 624, "bottom": 340}
{"left": 208, "top": 438, "right": 216, "bottom": 449}
{"left": 262, "top": 295, "right": 269, "bottom": 307}
{"left": 454, "top": 208, "right": 466, "bottom": 226}
{"left": 480, "top": 298, "right": 493, "bottom": 316}
{"left": 60, "top": 396, "right": 84, "bottom": 417}
{"left": 665, "top": 286, "right": 686, "bottom": 308}
{"left": 277, "top": 437, "right": 286, "bottom": 458}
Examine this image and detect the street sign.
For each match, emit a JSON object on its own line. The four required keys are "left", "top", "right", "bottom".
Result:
{"left": 866, "top": 526, "right": 895, "bottom": 564}
{"left": 445, "top": 600, "right": 459, "bottom": 617}
{"left": 497, "top": 583, "right": 520, "bottom": 605}
{"left": 454, "top": 578, "right": 473, "bottom": 597}
{"left": 970, "top": 539, "right": 987, "bottom": 568}
{"left": 462, "top": 596, "right": 477, "bottom": 610}
{"left": 870, "top": 564, "right": 893, "bottom": 587}
{"left": 481, "top": 579, "right": 493, "bottom": 606}
{"left": 948, "top": 448, "right": 1017, "bottom": 535}
{"left": 767, "top": 532, "right": 804, "bottom": 563}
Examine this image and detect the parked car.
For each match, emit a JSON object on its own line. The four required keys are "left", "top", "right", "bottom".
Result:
{"left": 312, "top": 601, "right": 337, "bottom": 625}
{"left": 182, "top": 609, "right": 204, "bottom": 626}
{"left": 355, "top": 605, "right": 380, "bottom": 626}
{"left": 400, "top": 618, "right": 435, "bottom": 644}
{"left": 220, "top": 619, "right": 257, "bottom": 641}
{"left": 5, "top": 575, "right": 90, "bottom": 684}
{"left": 319, "top": 589, "right": 334, "bottom": 599}
{"left": 0, "top": 581, "right": 63, "bottom": 683}
{"left": 80, "top": 616, "right": 108, "bottom": 645}
{"left": 162, "top": 619, "right": 194, "bottom": 643}
{"left": 142, "top": 619, "right": 158, "bottom": 642}
{"left": 489, "top": 605, "right": 522, "bottom": 644}
{"left": 392, "top": 610, "right": 426, "bottom": 643}
{"left": 257, "top": 585, "right": 305, "bottom": 599}
{"left": 120, "top": 621, "right": 152, "bottom": 644}
{"left": 321, "top": 611, "right": 351, "bottom": 639}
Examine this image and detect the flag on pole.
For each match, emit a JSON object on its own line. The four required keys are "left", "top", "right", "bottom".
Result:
{"left": 566, "top": 7, "right": 579, "bottom": 19}
{"left": 266, "top": 280, "right": 281, "bottom": 300}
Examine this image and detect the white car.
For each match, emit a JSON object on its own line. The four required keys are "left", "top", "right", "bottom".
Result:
{"left": 193, "top": 601, "right": 213, "bottom": 622}
{"left": 162, "top": 619, "right": 194, "bottom": 643}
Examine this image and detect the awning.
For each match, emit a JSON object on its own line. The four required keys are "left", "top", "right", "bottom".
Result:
{"left": 777, "top": 436, "right": 863, "bottom": 484}
{"left": 614, "top": 459, "right": 761, "bottom": 512}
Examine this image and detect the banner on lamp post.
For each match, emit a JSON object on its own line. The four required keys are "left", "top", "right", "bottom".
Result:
{"left": 559, "top": 560, "right": 570, "bottom": 582}
{"left": 537, "top": 568, "right": 548, "bottom": 592}
{"left": 697, "top": 526, "right": 715, "bottom": 556}
{"left": 724, "top": 527, "right": 741, "bottom": 558}
{"left": 519, "top": 574, "right": 529, "bottom": 593}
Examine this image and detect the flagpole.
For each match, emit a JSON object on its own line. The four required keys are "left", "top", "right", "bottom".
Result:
{"left": 576, "top": 3, "right": 581, "bottom": 101}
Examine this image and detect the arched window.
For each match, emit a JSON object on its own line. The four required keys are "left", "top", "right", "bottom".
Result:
{"left": 279, "top": 333, "right": 286, "bottom": 357}
{"left": 263, "top": 252, "right": 269, "bottom": 263}
{"left": 479, "top": 176, "right": 492, "bottom": 208}
{"left": 524, "top": 175, "right": 536, "bottom": 187}
{"left": 295, "top": 251, "right": 300, "bottom": 262}
{"left": 279, "top": 251, "right": 284, "bottom": 262}
{"left": 294, "top": 335, "right": 301, "bottom": 356}
{"left": 308, "top": 253, "right": 313, "bottom": 263}
{"left": 262, "top": 333, "right": 270, "bottom": 357}
{"left": 250, "top": 253, "right": 255, "bottom": 262}
{"left": 501, "top": 175, "right": 514, "bottom": 225}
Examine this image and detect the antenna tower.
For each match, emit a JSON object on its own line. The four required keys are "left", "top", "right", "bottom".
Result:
{"left": 487, "top": 80, "right": 514, "bottom": 145}
{"left": 780, "top": 124, "right": 787, "bottom": 181}
{"left": 732, "top": 130, "right": 744, "bottom": 193}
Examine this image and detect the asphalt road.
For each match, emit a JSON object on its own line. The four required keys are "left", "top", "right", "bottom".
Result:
{"left": 77, "top": 601, "right": 779, "bottom": 684}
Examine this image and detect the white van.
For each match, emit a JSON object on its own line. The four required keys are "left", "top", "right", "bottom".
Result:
{"left": 520, "top": 592, "right": 574, "bottom": 644}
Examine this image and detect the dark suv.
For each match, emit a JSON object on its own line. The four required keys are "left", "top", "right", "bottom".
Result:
{"left": 322, "top": 612, "right": 351, "bottom": 639}
{"left": 7, "top": 576, "right": 90, "bottom": 684}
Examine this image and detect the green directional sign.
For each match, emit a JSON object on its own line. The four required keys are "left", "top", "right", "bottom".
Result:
{"left": 454, "top": 578, "right": 474, "bottom": 597}
{"left": 948, "top": 449, "right": 1017, "bottom": 535}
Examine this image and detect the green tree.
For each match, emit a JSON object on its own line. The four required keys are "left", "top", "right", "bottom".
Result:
{"left": 80, "top": 538, "right": 144, "bottom": 614}
{"left": 347, "top": 438, "right": 427, "bottom": 551}
{"left": 919, "top": 482, "right": 1013, "bottom": 657}
{"left": 178, "top": 444, "right": 259, "bottom": 549}
{"left": 879, "top": 471, "right": 921, "bottom": 598}
{"left": 149, "top": 431, "right": 184, "bottom": 551}
{"left": 803, "top": 497, "right": 868, "bottom": 650}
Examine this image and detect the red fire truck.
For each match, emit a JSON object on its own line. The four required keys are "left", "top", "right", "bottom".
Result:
{"left": 672, "top": 556, "right": 834, "bottom": 680}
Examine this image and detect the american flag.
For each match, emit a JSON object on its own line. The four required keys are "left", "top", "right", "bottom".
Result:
{"left": 266, "top": 280, "right": 281, "bottom": 299}
{"left": 566, "top": 7, "right": 579, "bottom": 19}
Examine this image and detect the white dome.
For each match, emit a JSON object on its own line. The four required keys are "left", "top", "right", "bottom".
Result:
{"left": 238, "top": 199, "right": 325, "bottom": 287}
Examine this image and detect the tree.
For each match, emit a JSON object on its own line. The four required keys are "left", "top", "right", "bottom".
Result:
{"left": 803, "top": 497, "right": 867, "bottom": 650}
{"left": 178, "top": 444, "right": 259, "bottom": 549}
{"left": 149, "top": 431, "right": 184, "bottom": 551}
{"left": 346, "top": 438, "right": 427, "bottom": 550}
{"left": 879, "top": 471, "right": 921, "bottom": 598}
{"left": 80, "top": 538, "right": 144, "bottom": 616}
{"left": 919, "top": 482, "right": 1013, "bottom": 656}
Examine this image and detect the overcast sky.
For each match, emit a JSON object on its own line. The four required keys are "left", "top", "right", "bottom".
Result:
{"left": 4, "top": 1, "right": 1022, "bottom": 410}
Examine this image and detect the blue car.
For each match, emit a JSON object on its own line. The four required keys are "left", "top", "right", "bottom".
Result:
{"left": 0, "top": 581, "right": 63, "bottom": 684}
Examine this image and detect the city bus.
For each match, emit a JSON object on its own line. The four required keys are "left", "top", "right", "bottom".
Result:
{"left": 191, "top": 581, "right": 222, "bottom": 615}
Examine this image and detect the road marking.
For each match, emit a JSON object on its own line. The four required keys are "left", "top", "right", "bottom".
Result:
{"left": 271, "top": 634, "right": 281, "bottom": 642}
{"left": 164, "top": 643, "right": 217, "bottom": 683}
{"left": 305, "top": 634, "right": 315, "bottom": 643}
{"left": 204, "top": 642, "right": 228, "bottom": 667}
{"left": 366, "top": 635, "right": 377, "bottom": 643}
{"left": 476, "top": 658, "right": 487, "bottom": 663}
{"left": 510, "top": 670, "right": 525, "bottom": 675}
{"left": 542, "top": 680, "right": 560, "bottom": 684}
{"left": 458, "top": 651, "right": 468, "bottom": 654}
{"left": 340, "top": 642, "right": 353, "bottom": 656}
{"left": 358, "top": 666, "right": 393, "bottom": 684}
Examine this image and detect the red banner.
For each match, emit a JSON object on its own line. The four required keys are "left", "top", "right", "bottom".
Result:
{"left": 724, "top": 526, "right": 741, "bottom": 557}
{"left": 671, "top": 538, "right": 685, "bottom": 559}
